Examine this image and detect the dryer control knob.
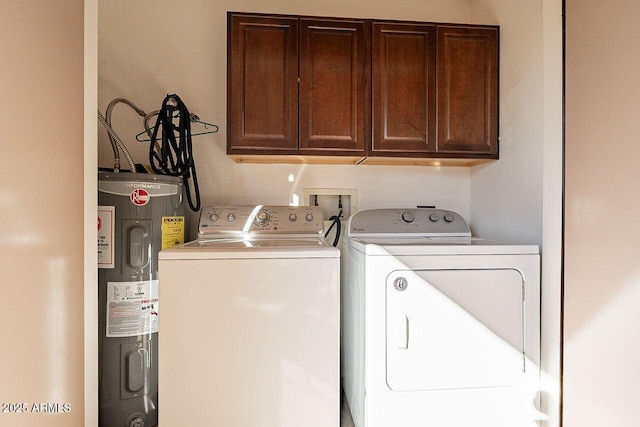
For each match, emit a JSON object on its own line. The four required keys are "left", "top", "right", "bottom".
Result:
{"left": 227, "top": 213, "right": 236, "bottom": 222}
{"left": 429, "top": 213, "right": 441, "bottom": 222}
{"left": 401, "top": 210, "right": 416, "bottom": 223}
{"left": 444, "top": 213, "right": 455, "bottom": 223}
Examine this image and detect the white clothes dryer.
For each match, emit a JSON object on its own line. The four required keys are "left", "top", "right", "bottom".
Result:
{"left": 158, "top": 205, "right": 340, "bottom": 427}
{"left": 341, "top": 208, "right": 541, "bottom": 427}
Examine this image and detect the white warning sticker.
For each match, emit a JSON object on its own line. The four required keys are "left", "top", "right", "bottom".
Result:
{"left": 98, "top": 206, "right": 115, "bottom": 269}
{"left": 106, "top": 280, "right": 159, "bottom": 338}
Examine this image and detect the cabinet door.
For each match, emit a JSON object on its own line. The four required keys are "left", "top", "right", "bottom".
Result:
{"left": 299, "top": 19, "right": 370, "bottom": 154}
{"left": 372, "top": 23, "right": 436, "bottom": 156}
{"left": 436, "top": 26, "right": 498, "bottom": 155}
{"left": 227, "top": 14, "right": 298, "bottom": 152}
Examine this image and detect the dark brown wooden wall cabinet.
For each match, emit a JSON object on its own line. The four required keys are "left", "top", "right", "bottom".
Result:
{"left": 372, "top": 23, "right": 436, "bottom": 156}
{"left": 228, "top": 13, "right": 370, "bottom": 157}
{"left": 436, "top": 26, "right": 498, "bottom": 155}
{"left": 299, "top": 20, "right": 370, "bottom": 153}
{"left": 228, "top": 15, "right": 298, "bottom": 151}
{"left": 228, "top": 12, "right": 499, "bottom": 165}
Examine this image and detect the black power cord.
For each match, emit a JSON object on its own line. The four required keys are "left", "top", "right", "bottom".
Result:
{"left": 148, "top": 94, "right": 200, "bottom": 211}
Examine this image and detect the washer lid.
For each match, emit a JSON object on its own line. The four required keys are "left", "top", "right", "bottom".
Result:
{"left": 159, "top": 237, "right": 339, "bottom": 260}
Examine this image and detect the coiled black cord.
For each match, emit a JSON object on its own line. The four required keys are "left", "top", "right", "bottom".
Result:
{"left": 149, "top": 94, "right": 200, "bottom": 211}
{"left": 324, "top": 210, "right": 343, "bottom": 247}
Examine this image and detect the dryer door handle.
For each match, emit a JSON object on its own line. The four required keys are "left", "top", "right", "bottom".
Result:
{"left": 393, "top": 314, "right": 409, "bottom": 349}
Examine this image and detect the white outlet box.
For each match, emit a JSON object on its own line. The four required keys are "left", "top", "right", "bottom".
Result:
{"left": 303, "top": 188, "right": 358, "bottom": 220}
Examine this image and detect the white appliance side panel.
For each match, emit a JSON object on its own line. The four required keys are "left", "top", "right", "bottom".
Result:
{"left": 363, "top": 253, "right": 541, "bottom": 427}
{"left": 340, "top": 243, "right": 367, "bottom": 427}
{"left": 158, "top": 257, "right": 340, "bottom": 427}
{"left": 386, "top": 269, "right": 524, "bottom": 391}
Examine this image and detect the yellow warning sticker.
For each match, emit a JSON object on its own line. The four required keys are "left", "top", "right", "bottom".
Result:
{"left": 161, "top": 216, "right": 185, "bottom": 249}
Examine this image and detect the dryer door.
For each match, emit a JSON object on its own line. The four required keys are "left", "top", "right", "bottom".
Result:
{"left": 386, "top": 268, "right": 525, "bottom": 391}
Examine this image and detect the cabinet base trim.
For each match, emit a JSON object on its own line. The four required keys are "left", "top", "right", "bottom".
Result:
{"left": 228, "top": 154, "right": 495, "bottom": 167}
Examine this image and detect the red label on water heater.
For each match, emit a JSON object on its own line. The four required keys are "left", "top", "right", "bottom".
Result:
{"left": 130, "top": 188, "right": 150, "bottom": 206}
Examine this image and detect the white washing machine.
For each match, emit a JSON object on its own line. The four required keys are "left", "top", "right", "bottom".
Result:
{"left": 341, "top": 208, "right": 541, "bottom": 427}
{"left": 158, "top": 205, "right": 340, "bottom": 427}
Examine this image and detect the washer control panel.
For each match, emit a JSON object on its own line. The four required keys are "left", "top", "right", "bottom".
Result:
{"left": 347, "top": 208, "right": 471, "bottom": 237}
{"left": 198, "top": 205, "right": 324, "bottom": 237}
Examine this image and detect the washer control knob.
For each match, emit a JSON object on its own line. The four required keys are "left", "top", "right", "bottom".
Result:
{"left": 429, "top": 212, "right": 441, "bottom": 222}
{"left": 289, "top": 213, "right": 298, "bottom": 222}
{"left": 444, "top": 213, "right": 455, "bottom": 223}
{"left": 254, "top": 210, "right": 270, "bottom": 226}
{"left": 227, "top": 213, "right": 236, "bottom": 222}
{"left": 305, "top": 213, "right": 314, "bottom": 222}
{"left": 209, "top": 213, "right": 219, "bottom": 222}
{"left": 401, "top": 210, "right": 416, "bottom": 224}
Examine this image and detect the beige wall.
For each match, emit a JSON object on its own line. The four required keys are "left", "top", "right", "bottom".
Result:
{"left": 469, "top": 0, "right": 544, "bottom": 246}
{"left": 85, "top": 1, "right": 99, "bottom": 425}
{"left": 0, "top": 1, "right": 85, "bottom": 426}
{"left": 565, "top": 0, "right": 640, "bottom": 425}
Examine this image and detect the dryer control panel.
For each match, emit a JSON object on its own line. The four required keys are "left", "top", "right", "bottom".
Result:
{"left": 347, "top": 208, "right": 471, "bottom": 237}
{"left": 198, "top": 205, "right": 324, "bottom": 238}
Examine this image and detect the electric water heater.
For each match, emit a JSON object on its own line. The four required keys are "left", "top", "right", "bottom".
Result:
{"left": 98, "top": 172, "right": 187, "bottom": 427}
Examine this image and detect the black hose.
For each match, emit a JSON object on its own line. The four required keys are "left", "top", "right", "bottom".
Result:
{"left": 148, "top": 94, "right": 201, "bottom": 211}
{"left": 324, "top": 210, "right": 343, "bottom": 247}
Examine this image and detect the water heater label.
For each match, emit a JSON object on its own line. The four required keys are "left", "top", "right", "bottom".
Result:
{"left": 106, "top": 280, "right": 159, "bottom": 337}
{"left": 97, "top": 206, "right": 115, "bottom": 269}
{"left": 161, "top": 216, "right": 185, "bottom": 249}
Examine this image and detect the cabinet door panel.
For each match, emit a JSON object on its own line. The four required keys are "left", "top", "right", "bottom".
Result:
{"left": 372, "top": 23, "right": 436, "bottom": 155}
{"left": 228, "top": 15, "right": 298, "bottom": 151}
{"left": 437, "top": 26, "right": 498, "bottom": 155}
{"left": 299, "top": 19, "right": 369, "bottom": 154}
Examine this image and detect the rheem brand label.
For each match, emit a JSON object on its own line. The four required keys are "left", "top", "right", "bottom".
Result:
{"left": 130, "top": 188, "right": 150, "bottom": 206}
